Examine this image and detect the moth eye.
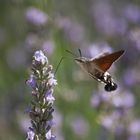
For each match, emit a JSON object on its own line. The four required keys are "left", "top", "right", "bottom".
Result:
{"left": 79, "top": 60, "right": 83, "bottom": 62}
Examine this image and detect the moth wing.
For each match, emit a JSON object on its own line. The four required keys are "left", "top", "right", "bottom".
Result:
{"left": 93, "top": 52, "right": 110, "bottom": 59}
{"left": 92, "top": 50, "right": 125, "bottom": 72}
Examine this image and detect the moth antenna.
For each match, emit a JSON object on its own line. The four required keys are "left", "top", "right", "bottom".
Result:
{"left": 54, "top": 57, "right": 65, "bottom": 75}
{"left": 65, "top": 50, "right": 77, "bottom": 57}
{"left": 78, "top": 49, "right": 82, "bottom": 57}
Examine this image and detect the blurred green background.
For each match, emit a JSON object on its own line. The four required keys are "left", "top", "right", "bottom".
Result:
{"left": 1, "top": 0, "right": 140, "bottom": 140}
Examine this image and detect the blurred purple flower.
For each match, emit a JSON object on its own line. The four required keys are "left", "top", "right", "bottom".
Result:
{"left": 90, "top": 91, "right": 112, "bottom": 108}
{"left": 123, "top": 4, "right": 140, "bottom": 23}
{"left": 25, "top": 34, "right": 39, "bottom": 49}
{"left": 57, "top": 17, "right": 85, "bottom": 44}
{"left": 53, "top": 111, "right": 62, "bottom": 128}
{"left": 100, "top": 115, "right": 114, "bottom": 129}
{"left": 100, "top": 112, "right": 125, "bottom": 133}
{"left": 92, "top": 2, "right": 127, "bottom": 36}
{"left": 121, "top": 91, "right": 135, "bottom": 108}
{"left": 128, "top": 28, "right": 140, "bottom": 51}
{"left": 25, "top": 7, "right": 48, "bottom": 26}
{"left": 112, "top": 91, "right": 135, "bottom": 108}
{"left": 18, "top": 113, "right": 31, "bottom": 133}
{"left": 42, "top": 40, "right": 54, "bottom": 55}
{"left": 114, "top": 123, "right": 124, "bottom": 136}
{"left": 90, "top": 93, "right": 101, "bottom": 108}
{"left": 53, "top": 111, "right": 64, "bottom": 140}
{"left": 128, "top": 135, "right": 139, "bottom": 140}
{"left": 113, "top": 109, "right": 125, "bottom": 118}
{"left": 87, "top": 41, "right": 113, "bottom": 58}
{"left": 129, "top": 120, "right": 140, "bottom": 134}
{"left": 123, "top": 68, "right": 137, "bottom": 86}
{"left": 70, "top": 116, "right": 89, "bottom": 137}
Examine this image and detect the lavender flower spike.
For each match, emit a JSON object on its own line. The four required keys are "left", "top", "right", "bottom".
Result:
{"left": 26, "top": 50, "right": 57, "bottom": 140}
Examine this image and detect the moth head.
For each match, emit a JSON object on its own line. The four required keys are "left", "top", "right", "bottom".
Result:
{"left": 74, "top": 57, "right": 89, "bottom": 64}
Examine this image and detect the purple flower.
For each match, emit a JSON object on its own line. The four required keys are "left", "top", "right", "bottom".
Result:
{"left": 48, "top": 73, "right": 57, "bottom": 86}
{"left": 26, "top": 130, "right": 35, "bottom": 140}
{"left": 26, "top": 75, "right": 37, "bottom": 89}
{"left": 34, "top": 50, "right": 48, "bottom": 65}
{"left": 25, "top": 7, "right": 48, "bottom": 26}
{"left": 46, "top": 130, "right": 56, "bottom": 140}
{"left": 45, "top": 90, "right": 55, "bottom": 104}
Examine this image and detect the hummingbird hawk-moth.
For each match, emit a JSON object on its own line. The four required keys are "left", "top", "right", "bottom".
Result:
{"left": 66, "top": 49, "right": 125, "bottom": 92}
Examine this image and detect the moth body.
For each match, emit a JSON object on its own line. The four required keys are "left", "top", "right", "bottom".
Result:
{"left": 75, "top": 57, "right": 104, "bottom": 81}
